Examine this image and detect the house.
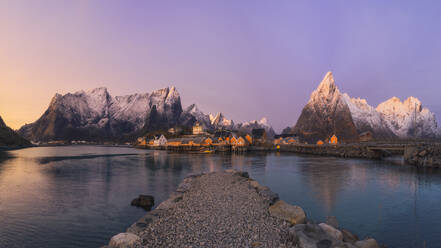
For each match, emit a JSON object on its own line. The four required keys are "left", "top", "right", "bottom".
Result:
{"left": 192, "top": 122, "right": 204, "bottom": 135}
{"left": 202, "top": 137, "right": 213, "bottom": 146}
{"left": 137, "top": 136, "right": 148, "bottom": 146}
{"left": 359, "top": 131, "right": 373, "bottom": 142}
{"left": 329, "top": 135, "right": 338, "bottom": 144}
{"left": 236, "top": 136, "right": 249, "bottom": 147}
{"left": 252, "top": 128, "right": 266, "bottom": 144}
{"left": 317, "top": 140, "right": 324, "bottom": 145}
{"left": 153, "top": 135, "right": 167, "bottom": 146}
{"left": 230, "top": 136, "right": 238, "bottom": 145}
{"left": 245, "top": 134, "right": 253, "bottom": 144}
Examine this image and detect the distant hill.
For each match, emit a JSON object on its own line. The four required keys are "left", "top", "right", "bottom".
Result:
{"left": 0, "top": 115, "right": 31, "bottom": 148}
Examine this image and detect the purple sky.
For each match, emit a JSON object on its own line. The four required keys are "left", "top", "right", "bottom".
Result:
{"left": 1, "top": 0, "right": 441, "bottom": 131}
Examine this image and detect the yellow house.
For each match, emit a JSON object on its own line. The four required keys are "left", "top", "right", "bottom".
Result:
{"left": 330, "top": 135, "right": 338, "bottom": 144}
{"left": 217, "top": 137, "right": 224, "bottom": 143}
{"left": 149, "top": 139, "right": 154, "bottom": 145}
{"left": 317, "top": 140, "right": 324, "bottom": 145}
{"left": 230, "top": 136, "right": 237, "bottom": 145}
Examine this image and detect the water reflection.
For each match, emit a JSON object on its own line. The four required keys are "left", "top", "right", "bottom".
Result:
{"left": 1, "top": 147, "right": 441, "bottom": 248}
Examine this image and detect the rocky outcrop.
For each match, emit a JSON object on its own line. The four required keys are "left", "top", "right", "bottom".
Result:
{"left": 269, "top": 200, "right": 306, "bottom": 225}
{"left": 404, "top": 144, "right": 441, "bottom": 167}
{"left": 130, "top": 195, "right": 154, "bottom": 211}
{"left": 108, "top": 233, "right": 141, "bottom": 248}
{"left": 0, "top": 115, "right": 31, "bottom": 148}
{"left": 292, "top": 72, "right": 360, "bottom": 143}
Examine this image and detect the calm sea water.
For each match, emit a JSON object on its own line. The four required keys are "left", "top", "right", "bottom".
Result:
{"left": 0, "top": 146, "right": 440, "bottom": 248}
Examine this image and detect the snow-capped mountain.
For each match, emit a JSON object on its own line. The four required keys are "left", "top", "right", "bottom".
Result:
{"left": 376, "top": 97, "right": 438, "bottom": 138}
{"left": 179, "top": 104, "right": 213, "bottom": 130}
{"left": 19, "top": 86, "right": 276, "bottom": 142}
{"left": 342, "top": 94, "right": 396, "bottom": 139}
{"left": 209, "top": 112, "right": 234, "bottom": 129}
{"left": 290, "top": 71, "right": 439, "bottom": 142}
{"left": 19, "top": 86, "right": 183, "bottom": 141}
{"left": 234, "top": 117, "right": 276, "bottom": 138}
{"left": 292, "top": 72, "right": 359, "bottom": 143}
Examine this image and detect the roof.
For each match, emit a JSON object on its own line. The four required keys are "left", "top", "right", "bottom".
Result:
{"left": 359, "top": 131, "right": 373, "bottom": 136}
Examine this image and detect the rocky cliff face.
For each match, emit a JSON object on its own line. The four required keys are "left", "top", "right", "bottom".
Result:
{"left": 291, "top": 72, "right": 439, "bottom": 143}
{"left": 292, "top": 72, "right": 359, "bottom": 143}
{"left": 342, "top": 94, "right": 397, "bottom": 139}
{"left": 19, "top": 87, "right": 183, "bottom": 141}
{"left": 0, "top": 115, "right": 31, "bottom": 148}
{"left": 19, "top": 86, "right": 277, "bottom": 142}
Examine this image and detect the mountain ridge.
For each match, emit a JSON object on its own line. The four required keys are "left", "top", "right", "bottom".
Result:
{"left": 19, "top": 87, "right": 276, "bottom": 142}
{"left": 290, "top": 72, "right": 439, "bottom": 142}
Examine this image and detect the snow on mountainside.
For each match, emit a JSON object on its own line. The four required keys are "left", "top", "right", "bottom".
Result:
{"left": 19, "top": 85, "right": 276, "bottom": 141}
{"left": 180, "top": 104, "right": 212, "bottom": 130}
{"left": 376, "top": 97, "right": 438, "bottom": 138}
{"left": 18, "top": 86, "right": 183, "bottom": 141}
{"left": 342, "top": 94, "right": 396, "bottom": 139}
{"left": 291, "top": 71, "right": 438, "bottom": 141}
{"left": 209, "top": 112, "right": 234, "bottom": 129}
{"left": 292, "top": 72, "right": 360, "bottom": 142}
{"left": 235, "top": 117, "right": 275, "bottom": 138}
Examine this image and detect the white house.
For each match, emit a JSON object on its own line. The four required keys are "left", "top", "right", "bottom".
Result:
{"left": 153, "top": 135, "right": 167, "bottom": 146}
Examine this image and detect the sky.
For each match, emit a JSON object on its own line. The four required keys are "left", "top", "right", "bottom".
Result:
{"left": 1, "top": 0, "right": 441, "bottom": 132}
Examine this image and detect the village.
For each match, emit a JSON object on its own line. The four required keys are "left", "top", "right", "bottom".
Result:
{"left": 136, "top": 121, "right": 347, "bottom": 153}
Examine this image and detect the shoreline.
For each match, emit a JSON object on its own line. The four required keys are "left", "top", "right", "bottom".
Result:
{"left": 140, "top": 142, "right": 441, "bottom": 167}
{"left": 105, "top": 170, "right": 382, "bottom": 248}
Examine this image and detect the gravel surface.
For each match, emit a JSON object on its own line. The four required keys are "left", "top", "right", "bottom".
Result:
{"left": 138, "top": 171, "right": 293, "bottom": 247}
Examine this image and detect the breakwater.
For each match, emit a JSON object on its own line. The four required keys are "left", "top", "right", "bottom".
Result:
{"left": 105, "top": 170, "right": 382, "bottom": 248}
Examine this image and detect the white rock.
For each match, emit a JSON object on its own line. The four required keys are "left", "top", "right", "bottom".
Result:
{"left": 108, "top": 232, "right": 141, "bottom": 248}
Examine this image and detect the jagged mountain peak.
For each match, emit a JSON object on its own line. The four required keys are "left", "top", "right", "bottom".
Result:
{"left": 86, "top": 87, "right": 109, "bottom": 95}
{"left": 315, "top": 71, "right": 337, "bottom": 94}
{"left": 376, "top": 96, "right": 424, "bottom": 115}
{"left": 309, "top": 71, "right": 341, "bottom": 105}
{"left": 376, "top": 96, "right": 437, "bottom": 138}
{"left": 185, "top": 104, "right": 203, "bottom": 114}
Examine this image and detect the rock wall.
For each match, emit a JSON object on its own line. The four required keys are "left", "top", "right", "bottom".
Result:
{"left": 404, "top": 144, "right": 441, "bottom": 167}
{"left": 278, "top": 144, "right": 383, "bottom": 159}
